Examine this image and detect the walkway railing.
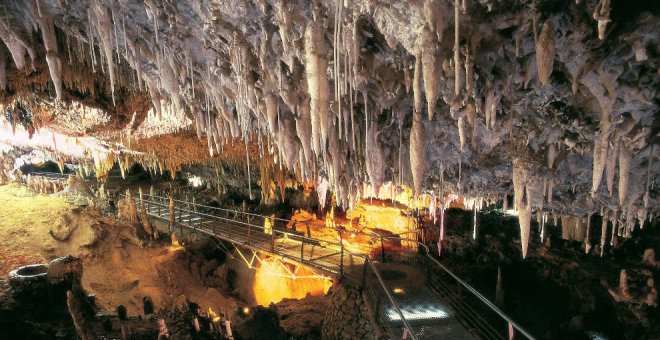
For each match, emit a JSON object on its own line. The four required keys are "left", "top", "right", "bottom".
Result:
{"left": 127, "top": 193, "right": 534, "bottom": 340}
{"left": 130, "top": 193, "right": 420, "bottom": 340}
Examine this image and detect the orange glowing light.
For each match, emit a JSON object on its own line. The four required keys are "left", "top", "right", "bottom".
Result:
{"left": 253, "top": 257, "right": 331, "bottom": 306}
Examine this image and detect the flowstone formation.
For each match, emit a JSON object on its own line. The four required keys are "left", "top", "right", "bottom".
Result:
{"left": 0, "top": 0, "right": 658, "bottom": 257}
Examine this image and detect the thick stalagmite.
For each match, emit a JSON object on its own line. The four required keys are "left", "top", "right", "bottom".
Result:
{"left": 305, "top": 18, "right": 331, "bottom": 156}
{"left": 536, "top": 20, "right": 555, "bottom": 86}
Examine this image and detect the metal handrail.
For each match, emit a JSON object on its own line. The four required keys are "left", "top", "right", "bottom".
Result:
{"left": 139, "top": 194, "right": 530, "bottom": 338}
{"left": 128, "top": 194, "right": 419, "bottom": 339}
{"left": 425, "top": 254, "right": 535, "bottom": 340}
{"left": 133, "top": 194, "right": 536, "bottom": 339}
{"left": 367, "top": 260, "right": 419, "bottom": 340}
{"left": 143, "top": 193, "right": 426, "bottom": 253}
{"left": 141, "top": 197, "right": 346, "bottom": 250}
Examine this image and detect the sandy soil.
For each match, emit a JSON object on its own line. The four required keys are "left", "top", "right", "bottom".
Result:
{"left": 0, "top": 184, "right": 236, "bottom": 316}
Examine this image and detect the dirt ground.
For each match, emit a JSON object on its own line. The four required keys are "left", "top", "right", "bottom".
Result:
{"left": 0, "top": 184, "right": 236, "bottom": 316}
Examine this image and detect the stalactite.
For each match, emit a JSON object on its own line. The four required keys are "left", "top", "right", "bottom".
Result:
{"left": 585, "top": 213, "right": 592, "bottom": 254}
{"left": 643, "top": 145, "right": 654, "bottom": 210}
{"left": 296, "top": 101, "right": 313, "bottom": 162}
{"left": 0, "top": 47, "right": 6, "bottom": 90}
{"left": 465, "top": 98, "right": 476, "bottom": 149}
{"left": 513, "top": 164, "right": 532, "bottom": 258}
{"left": 365, "top": 107, "right": 385, "bottom": 197}
{"left": 91, "top": 0, "right": 116, "bottom": 105}
{"left": 618, "top": 143, "right": 631, "bottom": 206}
{"left": 304, "top": 16, "right": 330, "bottom": 156}
{"left": 38, "top": 16, "right": 63, "bottom": 100}
{"left": 472, "top": 198, "right": 478, "bottom": 240}
{"left": 457, "top": 116, "right": 466, "bottom": 151}
{"left": 593, "top": 0, "right": 611, "bottom": 40}
{"left": 536, "top": 19, "right": 555, "bottom": 86}
{"left": 484, "top": 82, "right": 500, "bottom": 129}
{"left": 606, "top": 138, "right": 619, "bottom": 196}
{"left": 592, "top": 104, "right": 612, "bottom": 197}
{"left": 411, "top": 109, "right": 426, "bottom": 195}
{"left": 411, "top": 53, "right": 424, "bottom": 122}
{"left": 421, "top": 25, "right": 440, "bottom": 121}
{"left": 547, "top": 142, "right": 556, "bottom": 169}
{"left": 0, "top": 33, "right": 26, "bottom": 70}
{"left": 453, "top": 0, "right": 461, "bottom": 96}
{"left": 600, "top": 209, "right": 608, "bottom": 257}
{"left": 403, "top": 60, "right": 411, "bottom": 93}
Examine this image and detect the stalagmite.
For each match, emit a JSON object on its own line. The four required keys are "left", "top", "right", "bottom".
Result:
{"left": 536, "top": 19, "right": 555, "bottom": 86}
{"left": 305, "top": 17, "right": 331, "bottom": 156}
{"left": 618, "top": 143, "right": 632, "bottom": 205}
{"left": 411, "top": 110, "right": 426, "bottom": 195}
{"left": 421, "top": 26, "right": 440, "bottom": 121}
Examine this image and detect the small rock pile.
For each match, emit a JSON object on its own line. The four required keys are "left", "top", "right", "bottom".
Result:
{"left": 322, "top": 283, "right": 375, "bottom": 340}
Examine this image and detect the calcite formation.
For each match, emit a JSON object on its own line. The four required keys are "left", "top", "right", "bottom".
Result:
{"left": 0, "top": 1, "right": 657, "bottom": 257}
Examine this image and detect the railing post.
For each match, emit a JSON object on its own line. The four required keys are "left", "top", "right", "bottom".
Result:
{"left": 300, "top": 241, "right": 304, "bottom": 261}
{"left": 339, "top": 231, "right": 344, "bottom": 278}
{"left": 381, "top": 236, "right": 386, "bottom": 263}
{"left": 271, "top": 229, "right": 275, "bottom": 252}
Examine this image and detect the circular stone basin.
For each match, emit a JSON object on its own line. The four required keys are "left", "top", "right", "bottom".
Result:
{"left": 380, "top": 269, "right": 407, "bottom": 281}
{"left": 9, "top": 264, "right": 49, "bottom": 287}
{"left": 16, "top": 264, "right": 48, "bottom": 276}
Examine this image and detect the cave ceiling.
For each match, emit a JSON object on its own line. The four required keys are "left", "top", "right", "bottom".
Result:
{"left": 0, "top": 0, "right": 658, "bottom": 232}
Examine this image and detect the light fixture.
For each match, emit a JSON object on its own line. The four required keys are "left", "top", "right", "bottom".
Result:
{"left": 386, "top": 305, "right": 450, "bottom": 321}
